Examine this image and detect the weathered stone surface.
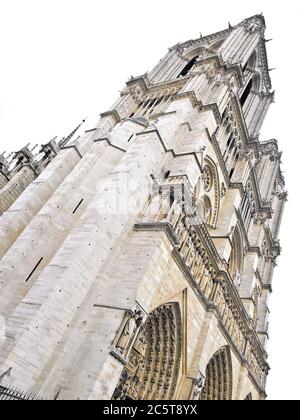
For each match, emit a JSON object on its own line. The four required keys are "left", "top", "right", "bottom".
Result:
{"left": 0, "top": 15, "right": 286, "bottom": 401}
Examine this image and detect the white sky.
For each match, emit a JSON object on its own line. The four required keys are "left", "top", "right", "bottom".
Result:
{"left": 0, "top": 0, "right": 298, "bottom": 400}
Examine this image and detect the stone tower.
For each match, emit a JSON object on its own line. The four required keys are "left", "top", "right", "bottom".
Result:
{"left": 0, "top": 15, "right": 286, "bottom": 400}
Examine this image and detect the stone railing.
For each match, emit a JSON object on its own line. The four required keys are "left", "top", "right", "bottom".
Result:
{"left": 136, "top": 179, "right": 268, "bottom": 390}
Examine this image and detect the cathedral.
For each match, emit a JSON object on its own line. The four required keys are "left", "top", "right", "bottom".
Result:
{"left": 0, "top": 15, "right": 286, "bottom": 400}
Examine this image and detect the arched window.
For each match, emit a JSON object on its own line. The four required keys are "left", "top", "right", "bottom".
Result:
{"left": 243, "top": 51, "right": 257, "bottom": 73}
{"left": 178, "top": 56, "right": 198, "bottom": 77}
{"left": 228, "top": 225, "right": 244, "bottom": 285}
{"left": 240, "top": 79, "right": 253, "bottom": 108}
{"left": 198, "top": 196, "right": 213, "bottom": 226}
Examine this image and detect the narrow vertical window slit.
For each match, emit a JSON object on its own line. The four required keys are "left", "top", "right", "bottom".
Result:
{"left": 25, "top": 258, "right": 43, "bottom": 282}
{"left": 72, "top": 199, "right": 84, "bottom": 214}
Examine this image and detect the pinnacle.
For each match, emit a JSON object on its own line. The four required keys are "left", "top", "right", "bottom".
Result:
{"left": 242, "top": 13, "right": 266, "bottom": 28}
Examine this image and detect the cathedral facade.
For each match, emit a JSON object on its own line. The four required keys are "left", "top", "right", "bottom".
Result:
{"left": 0, "top": 15, "right": 286, "bottom": 400}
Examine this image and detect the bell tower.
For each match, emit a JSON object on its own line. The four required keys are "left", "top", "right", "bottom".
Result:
{"left": 0, "top": 15, "right": 286, "bottom": 400}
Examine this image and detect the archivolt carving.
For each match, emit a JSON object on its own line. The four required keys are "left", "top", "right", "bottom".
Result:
{"left": 112, "top": 303, "right": 182, "bottom": 400}
{"left": 199, "top": 346, "right": 233, "bottom": 401}
{"left": 203, "top": 165, "right": 213, "bottom": 192}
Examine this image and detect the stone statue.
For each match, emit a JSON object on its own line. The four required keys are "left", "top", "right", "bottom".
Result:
{"left": 116, "top": 311, "right": 143, "bottom": 354}
{"left": 192, "top": 372, "right": 206, "bottom": 399}
{"left": 234, "top": 270, "right": 241, "bottom": 289}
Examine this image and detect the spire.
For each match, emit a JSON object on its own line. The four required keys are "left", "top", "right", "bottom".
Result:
{"left": 59, "top": 118, "right": 86, "bottom": 148}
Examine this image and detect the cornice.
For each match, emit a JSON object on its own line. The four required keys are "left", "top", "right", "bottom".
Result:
{"left": 134, "top": 126, "right": 205, "bottom": 174}
{"left": 94, "top": 137, "right": 127, "bottom": 153}
{"left": 169, "top": 28, "right": 232, "bottom": 53}
{"left": 60, "top": 143, "right": 83, "bottom": 159}
{"left": 134, "top": 221, "right": 180, "bottom": 247}
{"left": 125, "top": 74, "right": 188, "bottom": 101}
{"left": 100, "top": 110, "right": 122, "bottom": 123}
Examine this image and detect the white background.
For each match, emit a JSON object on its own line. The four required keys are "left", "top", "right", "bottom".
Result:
{"left": 0, "top": 0, "right": 298, "bottom": 400}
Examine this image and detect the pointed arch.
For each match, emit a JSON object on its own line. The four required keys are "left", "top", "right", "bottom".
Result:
{"left": 228, "top": 223, "right": 244, "bottom": 283}
{"left": 245, "top": 393, "right": 253, "bottom": 400}
{"left": 209, "top": 39, "right": 225, "bottom": 52}
{"left": 178, "top": 56, "right": 198, "bottom": 77}
{"left": 240, "top": 78, "right": 253, "bottom": 108}
{"left": 112, "top": 302, "right": 182, "bottom": 400}
{"left": 251, "top": 72, "right": 262, "bottom": 92}
{"left": 199, "top": 346, "right": 233, "bottom": 400}
{"left": 243, "top": 50, "right": 258, "bottom": 72}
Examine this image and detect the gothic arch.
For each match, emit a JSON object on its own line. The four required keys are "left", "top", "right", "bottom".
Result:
{"left": 199, "top": 346, "right": 233, "bottom": 400}
{"left": 112, "top": 302, "right": 182, "bottom": 400}
{"left": 251, "top": 72, "right": 262, "bottom": 93}
{"left": 185, "top": 41, "right": 223, "bottom": 61}
{"left": 209, "top": 39, "right": 225, "bottom": 52}
{"left": 178, "top": 56, "right": 199, "bottom": 77}
{"left": 228, "top": 223, "right": 244, "bottom": 284}
{"left": 184, "top": 47, "right": 205, "bottom": 61}
{"left": 198, "top": 195, "right": 213, "bottom": 226}
{"left": 244, "top": 50, "right": 258, "bottom": 71}
{"left": 245, "top": 393, "right": 253, "bottom": 400}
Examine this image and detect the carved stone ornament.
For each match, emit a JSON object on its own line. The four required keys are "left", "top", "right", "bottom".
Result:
{"left": 221, "top": 182, "right": 227, "bottom": 198}
{"left": 260, "top": 140, "right": 281, "bottom": 162}
{"left": 191, "top": 371, "right": 206, "bottom": 399}
{"left": 112, "top": 303, "right": 182, "bottom": 401}
{"left": 241, "top": 149, "right": 258, "bottom": 168}
{"left": 253, "top": 211, "right": 269, "bottom": 225}
{"left": 112, "top": 308, "right": 144, "bottom": 361}
{"left": 203, "top": 165, "right": 213, "bottom": 192}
